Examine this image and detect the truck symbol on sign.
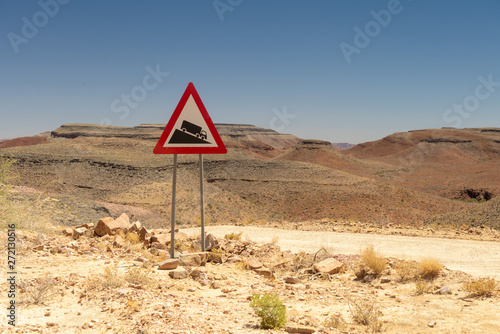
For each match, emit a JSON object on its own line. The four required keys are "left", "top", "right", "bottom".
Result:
{"left": 181, "top": 120, "right": 207, "bottom": 140}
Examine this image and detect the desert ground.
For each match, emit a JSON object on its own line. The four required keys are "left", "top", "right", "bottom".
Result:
{"left": 1, "top": 123, "right": 499, "bottom": 333}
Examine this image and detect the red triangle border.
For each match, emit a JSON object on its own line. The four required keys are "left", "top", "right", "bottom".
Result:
{"left": 153, "top": 82, "right": 227, "bottom": 155}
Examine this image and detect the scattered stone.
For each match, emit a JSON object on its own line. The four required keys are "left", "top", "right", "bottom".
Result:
{"left": 138, "top": 227, "right": 150, "bottom": 241}
{"left": 94, "top": 217, "right": 115, "bottom": 236}
{"left": 254, "top": 268, "right": 274, "bottom": 279}
{"left": 285, "top": 325, "right": 316, "bottom": 333}
{"left": 128, "top": 221, "right": 141, "bottom": 234}
{"left": 313, "top": 258, "right": 344, "bottom": 275}
{"left": 428, "top": 321, "right": 437, "bottom": 328}
{"left": 72, "top": 227, "right": 88, "bottom": 240}
{"left": 44, "top": 312, "right": 51, "bottom": 316}
{"left": 113, "top": 235, "right": 126, "bottom": 248}
{"left": 63, "top": 228, "right": 73, "bottom": 236}
{"left": 134, "top": 256, "right": 148, "bottom": 263}
{"left": 380, "top": 277, "right": 391, "bottom": 283}
{"left": 364, "top": 274, "right": 375, "bottom": 283}
{"left": 193, "top": 233, "right": 219, "bottom": 251}
{"left": 168, "top": 268, "right": 188, "bottom": 279}
{"left": 150, "top": 242, "right": 168, "bottom": 250}
{"left": 151, "top": 234, "right": 170, "bottom": 245}
{"left": 46, "top": 322, "right": 56, "bottom": 327}
{"left": 187, "top": 287, "right": 196, "bottom": 292}
{"left": 226, "top": 255, "right": 241, "bottom": 264}
{"left": 158, "top": 259, "right": 179, "bottom": 270}
{"left": 285, "top": 277, "right": 301, "bottom": 284}
{"left": 211, "top": 281, "right": 221, "bottom": 289}
{"left": 245, "top": 258, "right": 263, "bottom": 270}
{"left": 434, "top": 286, "right": 452, "bottom": 295}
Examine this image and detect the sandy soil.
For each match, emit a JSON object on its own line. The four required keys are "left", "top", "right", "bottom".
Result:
{"left": 183, "top": 226, "right": 500, "bottom": 280}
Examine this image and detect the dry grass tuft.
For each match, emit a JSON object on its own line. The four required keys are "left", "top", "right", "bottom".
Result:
{"left": 462, "top": 277, "right": 498, "bottom": 297}
{"left": 414, "top": 277, "right": 436, "bottom": 295}
{"left": 361, "top": 245, "right": 386, "bottom": 276}
{"left": 323, "top": 313, "right": 347, "bottom": 331}
{"left": 347, "top": 296, "right": 382, "bottom": 332}
{"left": 394, "top": 259, "right": 418, "bottom": 282}
{"left": 125, "top": 232, "right": 141, "bottom": 244}
{"left": 124, "top": 266, "right": 152, "bottom": 286}
{"left": 224, "top": 232, "right": 243, "bottom": 240}
{"left": 418, "top": 257, "right": 443, "bottom": 279}
{"left": 19, "top": 274, "right": 56, "bottom": 305}
{"left": 88, "top": 264, "right": 123, "bottom": 290}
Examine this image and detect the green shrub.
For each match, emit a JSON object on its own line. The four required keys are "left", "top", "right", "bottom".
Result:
{"left": 250, "top": 292, "right": 287, "bottom": 329}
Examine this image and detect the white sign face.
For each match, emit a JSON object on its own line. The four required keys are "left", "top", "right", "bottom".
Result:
{"left": 163, "top": 95, "right": 218, "bottom": 148}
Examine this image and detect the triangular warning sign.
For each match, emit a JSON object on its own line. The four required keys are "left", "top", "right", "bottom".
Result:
{"left": 153, "top": 83, "right": 227, "bottom": 154}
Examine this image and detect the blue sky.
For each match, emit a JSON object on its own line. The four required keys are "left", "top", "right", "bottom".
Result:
{"left": 1, "top": 0, "right": 499, "bottom": 144}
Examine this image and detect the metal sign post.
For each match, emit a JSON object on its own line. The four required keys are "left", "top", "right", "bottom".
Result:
{"left": 153, "top": 83, "right": 227, "bottom": 258}
{"left": 170, "top": 154, "right": 178, "bottom": 259}
{"left": 199, "top": 154, "right": 205, "bottom": 252}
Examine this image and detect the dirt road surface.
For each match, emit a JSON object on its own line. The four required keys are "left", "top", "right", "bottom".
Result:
{"left": 183, "top": 226, "right": 500, "bottom": 279}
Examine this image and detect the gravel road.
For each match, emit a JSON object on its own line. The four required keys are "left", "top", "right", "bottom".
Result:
{"left": 182, "top": 225, "right": 500, "bottom": 279}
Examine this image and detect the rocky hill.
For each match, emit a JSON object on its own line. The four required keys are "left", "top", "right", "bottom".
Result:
{"left": 3, "top": 124, "right": 500, "bottom": 229}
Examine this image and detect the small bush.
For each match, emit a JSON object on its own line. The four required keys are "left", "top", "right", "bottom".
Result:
{"left": 224, "top": 232, "right": 242, "bottom": 240}
{"left": 89, "top": 264, "right": 123, "bottom": 290}
{"left": 463, "top": 277, "right": 498, "bottom": 297}
{"left": 250, "top": 292, "right": 287, "bottom": 329}
{"left": 19, "top": 274, "right": 56, "bottom": 305}
{"left": 124, "top": 266, "right": 151, "bottom": 286}
{"left": 348, "top": 296, "right": 382, "bottom": 332}
{"left": 414, "top": 278, "right": 436, "bottom": 295}
{"left": 361, "top": 245, "right": 386, "bottom": 276}
{"left": 323, "top": 313, "right": 347, "bottom": 330}
{"left": 394, "top": 260, "right": 418, "bottom": 282}
{"left": 418, "top": 257, "right": 443, "bottom": 279}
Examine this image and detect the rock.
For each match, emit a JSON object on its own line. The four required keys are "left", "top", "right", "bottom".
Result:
{"left": 285, "top": 277, "right": 301, "bottom": 284}
{"left": 380, "top": 277, "right": 391, "bottom": 283}
{"left": 128, "top": 221, "right": 141, "bottom": 234}
{"left": 254, "top": 268, "right": 274, "bottom": 279}
{"left": 245, "top": 258, "right": 263, "bottom": 270}
{"left": 211, "top": 281, "right": 221, "bottom": 289}
{"left": 313, "top": 258, "right": 344, "bottom": 275}
{"left": 434, "top": 286, "right": 452, "bottom": 295}
{"left": 168, "top": 268, "right": 188, "bottom": 279}
{"left": 158, "top": 259, "right": 179, "bottom": 270}
{"left": 134, "top": 256, "right": 147, "bottom": 263}
{"left": 226, "top": 255, "right": 241, "bottom": 264}
{"left": 94, "top": 217, "right": 115, "bottom": 236}
{"left": 113, "top": 235, "right": 126, "bottom": 248}
{"left": 190, "top": 269, "right": 206, "bottom": 278}
{"left": 138, "top": 227, "right": 150, "bottom": 241}
{"left": 105, "top": 213, "right": 131, "bottom": 235}
{"left": 363, "top": 274, "right": 375, "bottom": 283}
{"left": 193, "top": 233, "right": 219, "bottom": 251}
{"left": 151, "top": 234, "right": 170, "bottom": 245}
{"left": 285, "top": 325, "right": 316, "bottom": 333}
{"left": 428, "top": 321, "right": 437, "bottom": 328}
{"left": 179, "top": 252, "right": 208, "bottom": 266}
{"left": 63, "top": 228, "right": 73, "bottom": 237}
{"left": 72, "top": 227, "right": 88, "bottom": 240}
{"left": 150, "top": 242, "right": 168, "bottom": 250}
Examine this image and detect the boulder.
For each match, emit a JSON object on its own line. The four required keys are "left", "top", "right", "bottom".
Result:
{"left": 128, "top": 221, "right": 141, "bottom": 234}
{"left": 313, "top": 258, "right": 344, "bottom": 275}
{"left": 179, "top": 252, "right": 208, "bottom": 266}
{"left": 192, "top": 233, "right": 219, "bottom": 251}
{"left": 150, "top": 242, "right": 168, "bottom": 250}
{"left": 63, "top": 228, "right": 73, "bottom": 237}
{"left": 168, "top": 268, "right": 188, "bottom": 279}
{"left": 158, "top": 259, "right": 179, "bottom": 270}
{"left": 94, "top": 217, "right": 115, "bottom": 236}
{"left": 105, "top": 213, "right": 130, "bottom": 235}
{"left": 138, "top": 227, "right": 150, "bottom": 241}
{"left": 72, "top": 227, "right": 87, "bottom": 240}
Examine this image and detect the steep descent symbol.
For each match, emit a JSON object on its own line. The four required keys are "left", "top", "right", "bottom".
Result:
{"left": 168, "top": 120, "right": 211, "bottom": 144}
{"left": 153, "top": 82, "right": 227, "bottom": 154}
